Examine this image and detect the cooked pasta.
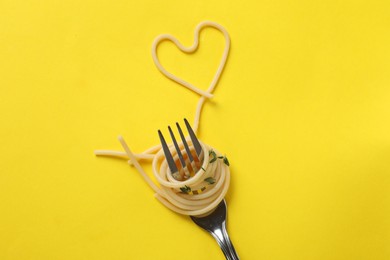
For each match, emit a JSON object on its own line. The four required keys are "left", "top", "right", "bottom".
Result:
{"left": 95, "top": 21, "right": 231, "bottom": 216}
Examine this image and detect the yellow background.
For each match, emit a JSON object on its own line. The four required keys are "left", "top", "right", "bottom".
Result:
{"left": 1, "top": 0, "right": 389, "bottom": 259}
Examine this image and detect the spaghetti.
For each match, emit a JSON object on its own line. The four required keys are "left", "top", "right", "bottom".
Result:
{"left": 95, "top": 21, "right": 231, "bottom": 216}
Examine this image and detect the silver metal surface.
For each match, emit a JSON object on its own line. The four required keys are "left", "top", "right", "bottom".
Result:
{"left": 184, "top": 118, "right": 202, "bottom": 157}
{"left": 176, "top": 122, "right": 194, "bottom": 163}
{"left": 191, "top": 200, "right": 239, "bottom": 260}
{"left": 168, "top": 126, "right": 186, "bottom": 169}
{"left": 158, "top": 120, "right": 239, "bottom": 259}
{"left": 158, "top": 129, "right": 178, "bottom": 174}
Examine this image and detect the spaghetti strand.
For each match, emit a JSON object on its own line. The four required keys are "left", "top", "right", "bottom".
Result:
{"left": 95, "top": 21, "right": 231, "bottom": 216}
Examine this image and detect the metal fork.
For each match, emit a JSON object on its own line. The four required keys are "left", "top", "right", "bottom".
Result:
{"left": 158, "top": 119, "right": 239, "bottom": 260}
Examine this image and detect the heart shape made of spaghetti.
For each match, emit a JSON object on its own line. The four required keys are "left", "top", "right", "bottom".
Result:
{"left": 151, "top": 21, "right": 231, "bottom": 99}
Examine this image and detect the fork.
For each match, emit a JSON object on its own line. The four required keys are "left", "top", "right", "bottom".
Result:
{"left": 158, "top": 119, "right": 239, "bottom": 260}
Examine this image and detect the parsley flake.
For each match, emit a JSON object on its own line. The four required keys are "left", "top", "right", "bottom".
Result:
{"left": 209, "top": 150, "right": 217, "bottom": 163}
{"left": 204, "top": 177, "right": 216, "bottom": 184}
{"left": 180, "top": 185, "right": 191, "bottom": 194}
{"left": 223, "top": 156, "right": 230, "bottom": 166}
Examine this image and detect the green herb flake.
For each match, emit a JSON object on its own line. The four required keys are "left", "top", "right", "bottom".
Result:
{"left": 204, "top": 177, "right": 216, "bottom": 184}
{"left": 210, "top": 157, "right": 217, "bottom": 163}
{"left": 218, "top": 156, "right": 224, "bottom": 159}
{"left": 209, "top": 150, "right": 217, "bottom": 163}
{"left": 223, "top": 156, "right": 230, "bottom": 166}
{"left": 180, "top": 185, "right": 191, "bottom": 194}
{"left": 201, "top": 167, "right": 206, "bottom": 172}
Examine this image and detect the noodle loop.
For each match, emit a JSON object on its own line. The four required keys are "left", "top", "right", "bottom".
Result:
{"left": 95, "top": 21, "right": 231, "bottom": 216}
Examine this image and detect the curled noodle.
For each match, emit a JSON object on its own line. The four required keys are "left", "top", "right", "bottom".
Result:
{"left": 95, "top": 21, "right": 231, "bottom": 216}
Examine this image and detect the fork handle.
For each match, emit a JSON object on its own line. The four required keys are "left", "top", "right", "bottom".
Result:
{"left": 210, "top": 222, "right": 239, "bottom": 260}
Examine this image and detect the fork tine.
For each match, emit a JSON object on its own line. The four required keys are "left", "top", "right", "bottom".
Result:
{"left": 168, "top": 126, "right": 192, "bottom": 178}
{"left": 168, "top": 126, "right": 186, "bottom": 169}
{"left": 177, "top": 122, "right": 199, "bottom": 174}
{"left": 158, "top": 130, "right": 178, "bottom": 174}
{"left": 184, "top": 118, "right": 202, "bottom": 157}
{"left": 176, "top": 122, "right": 194, "bottom": 163}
